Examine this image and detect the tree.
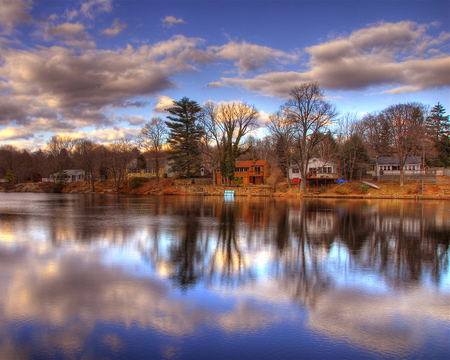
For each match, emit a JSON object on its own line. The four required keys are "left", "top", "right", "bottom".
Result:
{"left": 283, "top": 83, "right": 337, "bottom": 193}
{"left": 74, "top": 139, "right": 100, "bottom": 192}
{"left": 166, "top": 97, "right": 203, "bottom": 178}
{"left": 360, "top": 112, "right": 391, "bottom": 157}
{"left": 139, "top": 117, "right": 168, "bottom": 187}
{"left": 107, "top": 139, "right": 135, "bottom": 192}
{"left": 266, "top": 111, "right": 295, "bottom": 185}
{"left": 426, "top": 102, "right": 450, "bottom": 141}
{"left": 340, "top": 134, "right": 370, "bottom": 181}
{"left": 3, "top": 169, "right": 14, "bottom": 188}
{"left": 202, "top": 101, "right": 259, "bottom": 185}
{"left": 426, "top": 103, "right": 450, "bottom": 167}
{"left": 383, "top": 102, "right": 427, "bottom": 186}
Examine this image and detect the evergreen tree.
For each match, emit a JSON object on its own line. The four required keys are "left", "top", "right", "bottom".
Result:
{"left": 165, "top": 97, "right": 203, "bottom": 178}
{"left": 426, "top": 102, "right": 450, "bottom": 141}
{"left": 4, "top": 169, "right": 14, "bottom": 188}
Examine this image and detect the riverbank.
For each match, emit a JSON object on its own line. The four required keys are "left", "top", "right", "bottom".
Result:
{"left": 2, "top": 177, "right": 450, "bottom": 200}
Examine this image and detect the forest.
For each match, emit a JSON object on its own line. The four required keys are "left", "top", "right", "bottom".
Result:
{"left": 1, "top": 83, "right": 449, "bottom": 192}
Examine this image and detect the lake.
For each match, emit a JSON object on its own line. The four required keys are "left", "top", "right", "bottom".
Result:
{"left": 0, "top": 193, "right": 448, "bottom": 359}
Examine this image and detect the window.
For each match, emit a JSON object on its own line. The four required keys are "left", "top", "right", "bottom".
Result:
{"left": 292, "top": 168, "right": 299, "bottom": 174}
{"left": 387, "top": 166, "right": 391, "bottom": 171}
{"left": 216, "top": 169, "right": 220, "bottom": 173}
{"left": 254, "top": 166, "right": 261, "bottom": 174}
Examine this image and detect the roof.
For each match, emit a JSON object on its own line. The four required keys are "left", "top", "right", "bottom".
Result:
{"left": 289, "top": 158, "right": 338, "bottom": 168}
{"left": 235, "top": 160, "right": 269, "bottom": 167}
{"left": 372, "top": 156, "right": 422, "bottom": 165}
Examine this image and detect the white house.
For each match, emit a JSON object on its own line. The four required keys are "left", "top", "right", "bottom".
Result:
{"left": 48, "top": 169, "right": 86, "bottom": 183}
{"left": 289, "top": 158, "right": 339, "bottom": 184}
{"left": 368, "top": 157, "right": 422, "bottom": 178}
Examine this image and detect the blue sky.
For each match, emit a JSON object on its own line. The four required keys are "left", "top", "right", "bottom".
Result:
{"left": 0, "top": 0, "right": 449, "bottom": 150}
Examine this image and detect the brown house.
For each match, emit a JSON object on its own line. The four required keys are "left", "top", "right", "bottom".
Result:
{"left": 216, "top": 160, "right": 270, "bottom": 185}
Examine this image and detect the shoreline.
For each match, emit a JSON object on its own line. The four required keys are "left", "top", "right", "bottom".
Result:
{"left": 2, "top": 179, "right": 450, "bottom": 200}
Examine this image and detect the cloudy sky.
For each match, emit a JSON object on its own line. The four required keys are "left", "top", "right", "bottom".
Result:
{"left": 0, "top": 0, "right": 449, "bottom": 151}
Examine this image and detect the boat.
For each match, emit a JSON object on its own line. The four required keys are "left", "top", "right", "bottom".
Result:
{"left": 362, "top": 181, "right": 380, "bottom": 190}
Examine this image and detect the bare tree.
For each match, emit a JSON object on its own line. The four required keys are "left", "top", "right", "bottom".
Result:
{"left": 383, "top": 102, "right": 427, "bottom": 186}
{"left": 266, "top": 111, "right": 295, "bottom": 186}
{"left": 107, "top": 139, "right": 135, "bottom": 192}
{"left": 139, "top": 117, "right": 168, "bottom": 187}
{"left": 283, "top": 83, "right": 337, "bottom": 193}
{"left": 74, "top": 139, "right": 100, "bottom": 192}
{"left": 202, "top": 101, "right": 259, "bottom": 185}
{"left": 360, "top": 112, "right": 392, "bottom": 157}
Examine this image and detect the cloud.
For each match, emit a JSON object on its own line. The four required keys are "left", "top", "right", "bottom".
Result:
{"left": 0, "top": 126, "right": 35, "bottom": 141}
{"left": 210, "top": 40, "right": 299, "bottom": 72}
{"left": 162, "top": 15, "right": 186, "bottom": 28}
{"left": 220, "top": 21, "right": 450, "bottom": 97}
{"left": 154, "top": 95, "right": 174, "bottom": 113}
{"left": 46, "top": 22, "right": 95, "bottom": 49}
{"left": 80, "top": 0, "right": 112, "bottom": 19}
{"left": 0, "top": 35, "right": 210, "bottom": 141}
{"left": 48, "top": 22, "right": 86, "bottom": 37}
{"left": 0, "top": 0, "right": 33, "bottom": 34}
{"left": 205, "top": 81, "right": 223, "bottom": 88}
{"left": 101, "top": 19, "right": 127, "bottom": 37}
{"left": 120, "top": 115, "right": 147, "bottom": 126}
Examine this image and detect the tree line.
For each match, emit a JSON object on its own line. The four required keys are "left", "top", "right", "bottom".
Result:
{"left": 1, "top": 82, "right": 449, "bottom": 191}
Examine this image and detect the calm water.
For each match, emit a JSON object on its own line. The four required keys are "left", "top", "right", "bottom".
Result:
{"left": 0, "top": 193, "right": 448, "bottom": 360}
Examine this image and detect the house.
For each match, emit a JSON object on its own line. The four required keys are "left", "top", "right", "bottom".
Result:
{"left": 49, "top": 169, "right": 85, "bottom": 183}
{"left": 215, "top": 159, "right": 270, "bottom": 185}
{"left": 368, "top": 157, "right": 422, "bottom": 178}
{"left": 126, "top": 156, "right": 167, "bottom": 179}
{"left": 368, "top": 156, "right": 435, "bottom": 183}
{"left": 289, "top": 158, "right": 339, "bottom": 185}
{"left": 0, "top": 174, "right": 4, "bottom": 187}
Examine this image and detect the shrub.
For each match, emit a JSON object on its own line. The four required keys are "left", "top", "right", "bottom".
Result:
{"left": 336, "top": 187, "right": 350, "bottom": 195}
{"left": 319, "top": 185, "right": 326, "bottom": 192}
{"left": 360, "top": 184, "right": 369, "bottom": 194}
{"left": 52, "top": 182, "right": 65, "bottom": 193}
{"left": 130, "top": 177, "right": 150, "bottom": 189}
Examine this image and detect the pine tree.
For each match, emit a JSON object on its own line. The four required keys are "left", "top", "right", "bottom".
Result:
{"left": 165, "top": 97, "right": 203, "bottom": 178}
{"left": 426, "top": 102, "right": 450, "bottom": 141}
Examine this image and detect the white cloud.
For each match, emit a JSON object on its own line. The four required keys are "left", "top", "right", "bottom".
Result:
{"left": 205, "top": 81, "right": 223, "bottom": 88}
{"left": 80, "top": 0, "right": 112, "bottom": 19}
{"left": 47, "top": 22, "right": 95, "bottom": 49}
{"left": 154, "top": 95, "right": 174, "bottom": 113}
{"left": 162, "top": 15, "right": 186, "bottom": 28}
{"left": 0, "top": 35, "right": 210, "bottom": 143}
{"left": 0, "top": 0, "right": 33, "bottom": 34}
{"left": 220, "top": 21, "right": 450, "bottom": 97}
{"left": 101, "top": 19, "right": 127, "bottom": 37}
{"left": 210, "top": 40, "right": 299, "bottom": 73}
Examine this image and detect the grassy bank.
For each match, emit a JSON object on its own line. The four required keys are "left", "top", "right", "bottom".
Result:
{"left": 2, "top": 177, "right": 450, "bottom": 200}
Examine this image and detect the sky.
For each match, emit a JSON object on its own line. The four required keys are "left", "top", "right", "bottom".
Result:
{"left": 0, "top": 0, "right": 449, "bottom": 151}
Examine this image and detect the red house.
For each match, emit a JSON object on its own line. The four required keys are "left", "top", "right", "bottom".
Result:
{"left": 216, "top": 160, "right": 270, "bottom": 185}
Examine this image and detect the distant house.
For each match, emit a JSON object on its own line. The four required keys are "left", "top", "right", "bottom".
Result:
{"left": 126, "top": 156, "right": 167, "bottom": 179}
{"left": 0, "top": 174, "right": 4, "bottom": 187}
{"left": 48, "top": 169, "right": 85, "bottom": 183}
{"left": 368, "top": 156, "right": 435, "bottom": 183}
{"left": 368, "top": 157, "right": 422, "bottom": 178}
{"left": 216, "top": 159, "right": 270, "bottom": 185}
{"left": 289, "top": 158, "right": 339, "bottom": 185}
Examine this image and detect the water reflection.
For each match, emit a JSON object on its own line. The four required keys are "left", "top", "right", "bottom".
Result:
{"left": 0, "top": 194, "right": 448, "bottom": 359}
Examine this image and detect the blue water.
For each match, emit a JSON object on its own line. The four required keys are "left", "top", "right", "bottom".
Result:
{"left": 0, "top": 193, "right": 448, "bottom": 359}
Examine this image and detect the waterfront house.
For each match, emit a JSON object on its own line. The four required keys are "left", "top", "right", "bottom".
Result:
{"left": 289, "top": 158, "right": 339, "bottom": 185}
{"left": 215, "top": 159, "right": 270, "bottom": 185}
{"left": 368, "top": 156, "right": 435, "bottom": 183}
{"left": 49, "top": 169, "right": 85, "bottom": 183}
{"left": 126, "top": 156, "right": 167, "bottom": 179}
